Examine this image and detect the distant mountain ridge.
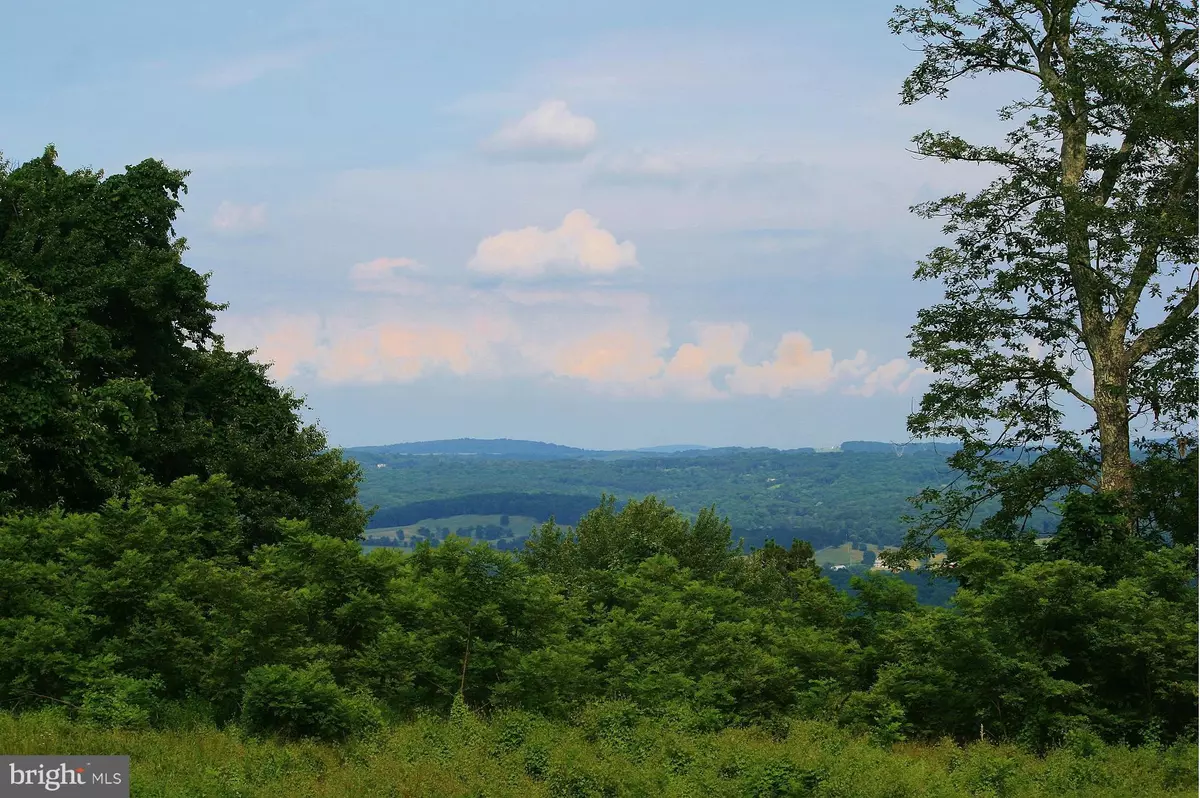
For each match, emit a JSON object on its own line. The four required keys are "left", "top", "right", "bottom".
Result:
{"left": 343, "top": 437, "right": 959, "bottom": 461}
{"left": 634, "top": 445, "right": 711, "bottom": 453}
{"left": 352, "top": 438, "right": 593, "bottom": 458}
{"left": 347, "top": 438, "right": 731, "bottom": 461}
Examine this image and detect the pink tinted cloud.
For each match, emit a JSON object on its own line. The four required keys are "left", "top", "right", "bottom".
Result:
{"left": 221, "top": 273, "right": 907, "bottom": 400}
{"left": 727, "top": 332, "right": 864, "bottom": 397}
{"left": 482, "top": 100, "right": 598, "bottom": 157}
{"left": 469, "top": 210, "right": 637, "bottom": 278}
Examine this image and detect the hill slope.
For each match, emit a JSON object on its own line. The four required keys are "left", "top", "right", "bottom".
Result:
{"left": 348, "top": 438, "right": 598, "bottom": 459}
{"left": 348, "top": 444, "right": 1054, "bottom": 550}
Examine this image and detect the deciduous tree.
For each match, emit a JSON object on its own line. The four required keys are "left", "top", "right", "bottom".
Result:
{"left": 0, "top": 147, "right": 366, "bottom": 546}
{"left": 890, "top": 1, "right": 1198, "bottom": 554}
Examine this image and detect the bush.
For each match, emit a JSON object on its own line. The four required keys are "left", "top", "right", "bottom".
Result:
{"left": 839, "top": 691, "right": 908, "bottom": 747}
{"left": 0, "top": 707, "right": 1194, "bottom": 797}
{"left": 240, "top": 664, "right": 380, "bottom": 741}
{"left": 79, "top": 675, "right": 162, "bottom": 731}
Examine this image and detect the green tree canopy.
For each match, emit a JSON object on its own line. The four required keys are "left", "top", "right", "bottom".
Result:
{"left": 889, "top": 0, "right": 1198, "bottom": 557}
{"left": 0, "top": 146, "right": 366, "bottom": 547}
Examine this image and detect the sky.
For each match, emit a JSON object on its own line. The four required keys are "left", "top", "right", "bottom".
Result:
{"left": 3, "top": 0, "right": 1048, "bottom": 450}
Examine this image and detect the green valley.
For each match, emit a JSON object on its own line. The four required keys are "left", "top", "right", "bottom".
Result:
{"left": 349, "top": 443, "right": 1057, "bottom": 552}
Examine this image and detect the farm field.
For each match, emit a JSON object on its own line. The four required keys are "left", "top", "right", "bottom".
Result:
{"left": 361, "top": 514, "right": 540, "bottom": 551}
{"left": 814, "top": 542, "right": 885, "bottom": 568}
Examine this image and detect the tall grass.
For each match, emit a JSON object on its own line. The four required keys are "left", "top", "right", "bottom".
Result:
{"left": 1, "top": 705, "right": 1194, "bottom": 797}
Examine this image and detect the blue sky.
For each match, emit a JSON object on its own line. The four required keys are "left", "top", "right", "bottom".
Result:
{"left": 4, "top": 0, "right": 1047, "bottom": 450}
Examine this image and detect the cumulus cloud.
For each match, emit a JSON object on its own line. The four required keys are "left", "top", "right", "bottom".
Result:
{"left": 223, "top": 313, "right": 510, "bottom": 385}
{"left": 727, "top": 333, "right": 869, "bottom": 398}
{"left": 660, "top": 324, "right": 750, "bottom": 399}
{"left": 222, "top": 267, "right": 914, "bottom": 401}
{"left": 211, "top": 201, "right": 267, "bottom": 235}
{"left": 551, "top": 329, "right": 668, "bottom": 386}
{"left": 845, "top": 359, "right": 931, "bottom": 397}
{"left": 848, "top": 358, "right": 910, "bottom": 397}
{"left": 482, "top": 100, "right": 597, "bottom": 159}
{"left": 469, "top": 210, "right": 637, "bottom": 278}
{"left": 318, "top": 322, "right": 476, "bottom": 383}
{"left": 248, "top": 314, "right": 323, "bottom": 380}
{"left": 349, "top": 257, "right": 426, "bottom": 294}
{"left": 897, "top": 366, "right": 933, "bottom": 395}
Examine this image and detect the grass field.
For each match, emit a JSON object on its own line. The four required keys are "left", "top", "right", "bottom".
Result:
{"left": 1, "top": 708, "right": 1192, "bottom": 798}
{"left": 815, "top": 544, "right": 955, "bottom": 572}
{"left": 361, "top": 514, "right": 541, "bottom": 549}
{"left": 814, "top": 542, "right": 883, "bottom": 567}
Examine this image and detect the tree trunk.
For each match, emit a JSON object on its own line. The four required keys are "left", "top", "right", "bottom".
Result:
{"left": 1050, "top": 30, "right": 1137, "bottom": 507}
{"left": 1092, "top": 342, "right": 1134, "bottom": 501}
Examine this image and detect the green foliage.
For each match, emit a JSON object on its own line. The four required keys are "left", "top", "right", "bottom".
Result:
{"left": 0, "top": 140, "right": 1195, "bottom": 780}
{"left": 1045, "top": 491, "right": 1144, "bottom": 578}
{"left": 2, "top": 468, "right": 1195, "bottom": 749}
{"left": 356, "top": 449, "right": 995, "bottom": 550}
{"left": 78, "top": 674, "right": 162, "bottom": 731}
{"left": 1132, "top": 435, "right": 1199, "bottom": 549}
{"left": 891, "top": 0, "right": 1198, "bottom": 556}
{"left": 0, "top": 146, "right": 368, "bottom": 548}
{"left": 847, "top": 495, "right": 1198, "bottom": 751}
{"left": 523, "top": 494, "right": 742, "bottom": 584}
{"left": 2, "top": 708, "right": 1194, "bottom": 798}
{"left": 241, "top": 664, "right": 381, "bottom": 741}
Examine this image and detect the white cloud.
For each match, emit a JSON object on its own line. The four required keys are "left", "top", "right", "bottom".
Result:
{"left": 220, "top": 257, "right": 914, "bottom": 402}
{"left": 896, "top": 366, "right": 933, "bottom": 395}
{"left": 211, "top": 201, "right": 267, "bottom": 235}
{"left": 848, "top": 358, "right": 910, "bottom": 397}
{"left": 227, "top": 294, "right": 910, "bottom": 401}
{"left": 469, "top": 210, "right": 637, "bottom": 278}
{"left": 659, "top": 323, "right": 751, "bottom": 399}
{"left": 549, "top": 327, "right": 669, "bottom": 387}
{"left": 482, "top": 100, "right": 597, "bottom": 160}
{"left": 727, "top": 333, "right": 870, "bottom": 398}
{"left": 845, "top": 359, "right": 932, "bottom": 397}
{"left": 222, "top": 312, "right": 510, "bottom": 385}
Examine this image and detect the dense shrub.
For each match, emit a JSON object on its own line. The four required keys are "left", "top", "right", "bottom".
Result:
{"left": 241, "top": 664, "right": 381, "bottom": 741}
{"left": 1, "top": 478, "right": 1196, "bottom": 749}
{"left": 12, "top": 707, "right": 1189, "bottom": 798}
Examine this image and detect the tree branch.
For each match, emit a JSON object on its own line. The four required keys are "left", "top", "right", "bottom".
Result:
{"left": 1062, "top": 381, "right": 1095, "bottom": 408}
{"left": 1128, "top": 283, "right": 1199, "bottom": 363}
{"left": 1093, "top": 134, "right": 1137, "bottom": 207}
{"left": 988, "top": 0, "right": 1052, "bottom": 72}
{"left": 1094, "top": 16, "right": 1197, "bottom": 207}
{"left": 1113, "top": 146, "right": 1199, "bottom": 333}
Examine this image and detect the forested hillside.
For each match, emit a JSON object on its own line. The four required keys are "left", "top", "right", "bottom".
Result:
{"left": 350, "top": 438, "right": 600, "bottom": 459}
{"left": 350, "top": 446, "right": 1056, "bottom": 550}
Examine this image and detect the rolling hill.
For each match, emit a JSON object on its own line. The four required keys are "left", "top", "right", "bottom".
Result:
{"left": 344, "top": 439, "right": 1053, "bottom": 551}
